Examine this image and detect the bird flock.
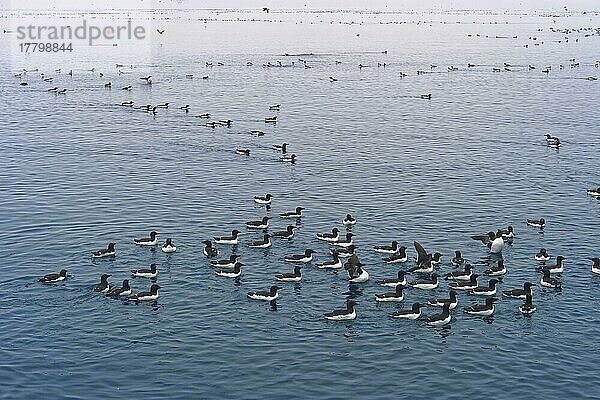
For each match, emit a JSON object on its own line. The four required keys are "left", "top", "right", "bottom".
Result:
{"left": 39, "top": 189, "right": 600, "bottom": 327}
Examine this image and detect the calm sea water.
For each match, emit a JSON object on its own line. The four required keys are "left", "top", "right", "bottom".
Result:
{"left": 1, "top": 5, "right": 600, "bottom": 399}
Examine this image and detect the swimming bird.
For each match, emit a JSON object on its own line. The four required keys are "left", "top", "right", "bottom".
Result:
{"left": 445, "top": 264, "right": 473, "bottom": 280}
{"left": 134, "top": 231, "right": 158, "bottom": 246}
{"left": 388, "top": 303, "right": 424, "bottom": 319}
{"left": 215, "top": 262, "right": 243, "bottom": 278}
{"left": 280, "top": 154, "right": 296, "bottom": 163}
{"left": 464, "top": 297, "right": 497, "bottom": 316}
{"left": 408, "top": 254, "right": 433, "bottom": 274}
{"left": 316, "top": 228, "right": 340, "bottom": 242}
{"left": 247, "top": 233, "right": 271, "bottom": 248}
{"left": 333, "top": 245, "right": 357, "bottom": 258}
{"left": 236, "top": 149, "right": 250, "bottom": 156}
{"left": 431, "top": 252, "right": 443, "bottom": 265}
{"left": 535, "top": 248, "right": 551, "bottom": 261}
{"left": 94, "top": 274, "right": 111, "bottom": 293}
{"left": 196, "top": 113, "right": 210, "bottom": 118}
{"left": 449, "top": 274, "right": 479, "bottom": 290}
{"left": 382, "top": 246, "right": 408, "bottom": 263}
{"left": 426, "top": 303, "right": 452, "bottom": 326}
{"left": 265, "top": 116, "right": 277, "bottom": 123}
{"left": 285, "top": 249, "right": 315, "bottom": 263}
{"left": 162, "top": 238, "right": 176, "bottom": 253}
{"left": 210, "top": 254, "right": 240, "bottom": 269}
{"left": 47, "top": 87, "right": 58, "bottom": 92}
{"left": 121, "top": 85, "right": 132, "bottom": 91}
{"left": 527, "top": 218, "right": 545, "bottom": 228}
{"left": 108, "top": 279, "right": 131, "bottom": 296}
{"left": 345, "top": 261, "right": 369, "bottom": 283}
{"left": 254, "top": 193, "right": 273, "bottom": 205}
{"left": 374, "top": 240, "right": 400, "bottom": 254}
{"left": 375, "top": 285, "right": 405, "bottom": 302}
{"left": 202, "top": 240, "right": 218, "bottom": 256}
{"left": 489, "top": 231, "right": 504, "bottom": 254}
{"left": 420, "top": 93, "right": 432, "bottom": 99}
{"left": 92, "top": 243, "right": 116, "bottom": 258}
{"left": 519, "top": 292, "right": 536, "bottom": 315}
{"left": 245, "top": 216, "right": 270, "bottom": 229}
{"left": 483, "top": 259, "right": 507, "bottom": 276}
{"left": 121, "top": 101, "right": 134, "bottom": 106}
{"left": 377, "top": 270, "right": 409, "bottom": 287}
{"left": 499, "top": 225, "right": 514, "bottom": 239}
{"left": 324, "top": 300, "right": 356, "bottom": 320}
{"left": 131, "top": 263, "right": 158, "bottom": 278}
{"left": 471, "top": 279, "right": 499, "bottom": 296}
{"left": 180, "top": 104, "right": 190, "bottom": 111}
{"left": 157, "top": 103, "right": 169, "bottom": 108}
{"left": 451, "top": 250, "right": 465, "bottom": 266}
{"left": 140, "top": 76, "right": 152, "bottom": 84}
{"left": 157, "top": 29, "right": 165, "bottom": 34}
{"left": 269, "top": 104, "right": 280, "bottom": 111}
{"left": 591, "top": 258, "right": 600, "bottom": 275}
{"left": 279, "top": 207, "right": 304, "bottom": 218}
{"left": 502, "top": 282, "right": 535, "bottom": 299}
{"left": 39, "top": 269, "right": 67, "bottom": 283}
{"left": 57, "top": 88, "right": 67, "bottom": 94}
{"left": 536, "top": 256, "right": 565, "bottom": 273}
{"left": 247, "top": 285, "right": 279, "bottom": 301}
{"left": 544, "top": 134, "right": 560, "bottom": 144}
{"left": 539, "top": 268, "right": 561, "bottom": 288}
{"left": 271, "top": 225, "right": 296, "bottom": 239}
{"left": 272, "top": 143, "right": 288, "bottom": 153}
{"left": 333, "top": 233, "right": 354, "bottom": 247}
{"left": 316, "top": 250, "right": 342, "bottom": 269}
{"left": 413, "top": 241, "right": 433, "bottom": 267}
{"left": 214, "top": 229, "right": 241, "bottom": 245}
{"left": 250, "top": 130, "right": 265, "bottom": 136}
{"left": 410, "top": 273, "right": 439, "bottom": 290}
{"left": 342, "top": 214, "right": 356, "bottom": 226}
{"left": 275, "top": 266, "right": 302, "bottom": 282}
{"left": 471, "top": 231, "right": 495, "bottom": 246}
{"left": 587, "top": 187, "right": 600, "bottom": 197}
{"left": 428, "top": 290, "right": 458, "bottom": 309}
{"left": 129, "top": 284, "right": 161, "bottom": 301}
{"left": 329, "top": 76, "right": 338, "bottom": 82}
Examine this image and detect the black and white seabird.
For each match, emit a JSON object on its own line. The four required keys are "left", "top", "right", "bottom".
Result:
{"left": 333, "top": 233, "right": 354, "bottom": 247}
{"left": 279, "top": 207, "right": 304, "bottom": 219}
{"left": 129, "top": 284, "right": 161, "bottom": 301}
{"left": 108, "top": 279, "right": 131, "bottom": 296}
{"left": 587, "top": 187, "right": 600, "bottom": 197}
{"left": 519, "top": 292, "right": 536, "bottom": 315}
{"left": 162, "top": 238, "right": 176, "bottom": 253}
{"left": 265, "top": 116, "right": 277, "bottom": 123}
{"left": 535, "top": 248, "right": 551, "bottom": 261}
{"left": 471, "top": 279, "right": 499, "bottom": 296}
{"left": 428, "top": 290, "right": 458, "bottom": 309}
{"left": 483, "top": 259, "right": 507, "bottom": 276}
{"left": 131, "top": 263, "right": 158, "bottom": 278}
{"left": 39, "top": 269, "right": 67, "bottom": 283}
{"left": 410, "top": 273, "right": 439, "bottom": 290}
{"left": 375, "top": 284, "right": 405, "bottom": 302}
{"left": 489, "top": 231, "right": 504, "bottom": 254}
{"left": 280, "top": 154, "right": 296, "bottom": 163}
{"left": 247, "top": 285, "right": 279, "bottom": 301}
{"left": 92, "top": 243, "right": 116, "bottom": 258}
{"left": 284, "top": 249, "right": 315, "bottom": 263}
{"left": 254, "top": 193, "right": 273, "bottom": 205}
{"left": 202, "top": 240, "right": 218, "bottom": 257}
{"left": 449, "top": 274, "right": 479, "bottom": 290}
{"left": 236, "top": 149, "right": 250, "bottom": 156}
{"left": 445, "top": 264, "right": 473, "bottom": 280}
{"left": 214, "top": 229, "right": 241, "bottom": 245}
{"left": 374, "top": 240, "right": 400, "bottom": 254}
{"left": 333, "top": 245, "right": 357, "bottom": 258}
{"left": 246, "top": 216, "right": 270, "bottom": 229}
{"left": 316, "top": 228, "right": 340, "bottom": 242}
{"left": 451, "top": 250, "right": 465, "bottom": 266}
{"left": 275, "top": 266, "right": 302, "bottom": 282}
{"left": 539, "top": 268, "right": 561, "bottom": 288}
{"left": 426, "top": 303, "right": 452, "bottom": 326}
{"left": 134, "top": 231, "right": 158, "bottom": 246}
{"left": 388, "top": 302, "right": 424, "bottom": 319}
{"left": 536, "top": 256, "right": 565, "bottom": 273}
{"left": 269, "top": 104, "right": 280, "bottom": 111}
{"left": 499, "top": 225, "right": 514, "bottom": 240}
{"left": 94, "top": 274, "right": 111, "bottom": 293}
{"left": 324, "top": 300, "right": 356, "bottom": 320}
{"left": 271, "top": 225, "right": 296, "bottom": 239}
{"left": 431, "top": 252, "right": 443, "bottom": 264}
{"left": 342, "top": 214, "right": 356, "bottom": 226}
{"left": 382, "top": 246, "right": 408, "bottom": 263}
{"left": 377, "top": 270, "right": 409, "bottom": 287}
{"left": 502, "top": 282, "right": 535, "bottom": 299}
{"left": 272, "top": 143, "right": 288, "bottom": 153}
{"left": 408, "top": 254, "right": 433, "bottom": 274}
{"left": 316, "top": 250, "right": 342, "bottom": 269}
{"left": 210, "top": 255, "right": 240, "bottom": 269}
{"left": 215, "top": 262, "right": 243, "bottom": 278}
{"left": 140, "top": 75, "right": 153, "bottom": 84}
{"left": 591, "top": 257, "right": 600, "bottom": 275}
{"left": 247, "top": 234, "right": 272, "bottom": 249}
{"left": 413, "top": 241, "right": 433, "bottom": 268}
{"left": 344, "top": 260, "right": 370, "bottom": 283}
{"left": 464, "top": 297, "right": 497, "bottom": 316}
{"left": 527, "top": 218, "right": 546, "bottom": 228}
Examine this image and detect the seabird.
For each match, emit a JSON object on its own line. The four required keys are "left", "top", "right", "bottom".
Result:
{"left": 93, "top": 274, "right": 111, "bottom": 293}
{"left": 342, "top": 214, "right": 357, "bottom": 226}
{"left": 285, "top": 249, "right": 315, "bottom": 263}
{"left": 374, "top": 240, "right": 400, "bottom": 254}
{"left": 428, "top": 290, "right": 458, "bottom": 309}
{"left": 527, "top": 218, "right": 545, "bottom": 228}
{"left": 483, "top": 259, "right": 507, "bottom": 276}
{"left": 108, "top": 279, "right": 131, "bottom": 296}
{"left": 316, "top": 228, "right": 340, "bottom": 242}
{"left": 535, "top": 248, "right": 551, "bottom": 261}
{"left": 134, "top": 231, "right": 158, "bottom": 246}
{"left": 236, "top": 149, "right": 250, "bottom": 156}
{"left": 332, "top": 245, "right": 357, "bottom": 258}
{"left": 464, "top": 297, "right": 497, "bottom": 316}
{"left": 202, "top": 240, "right": 218, "bottom": 257}
{"left": 519, "top": 293, "right": 536, "bottom": 315}
{"left": 426, "top": 303, "right": 452, "bottom": 326}
{"left": 591, "top": 257, "right": 600, "bottom": 275}
{"left": 265, "top": 116, "right": 277, "bottom": 123}
{"left": 333, "top": 233, "right": 354, "bottom": 247}
{"left": 247, "top": 285, "right": 279, "bottom": 301}
{"left": 92, "top": 243, "right": 116, "bottom": 258}
{"left": 275, "top": 266, "right": 302, "bottom": 282}
{"left": 272, "top": 143, "right": 288, "bottom": 153}
{"left": 279, "top": 207, "right": 304, "bottom": 218}
{"left": 324, "top": 300, "right": 356, "bottom": 321}
{"left": 539, "top": 268, "right": 561, "bottom": 288}
{"left": 449, "top": 274, "right": 479, "bottom": 290}
{"left": 587, "top": 187, "right": 600, "bottom": 197}
{"left": 246, "top": 216, "right": 270, "bottom": 229}
{"left": 215, "top": 262, "right": 243, "bottom": 278}
{"left": 210, "top": 254, "right": 240, "bottom": 269}
{"left": 471, "top": 279, "right": 499, "bottom": 296}
{"left": 161, "top": 238, "right": 176, "bottom": 253}
{"left": 254, "top": 193, "right": 273, "bottom": 205}
{"left": 382, "top": 246, "right": 408, "bottom": 263}
{"left": 140, "top": 76, "right": 152, "bottom": 84}
{"left": 269, "top": 104, "right": 280, "bottom": 111}
{"left": 451, "top": 250, "right": 464, "bottom": 266}
{"left": 129, "top": 284, "right": 161, "bottom": 301}
{"left": 502, "top": 282, "right": 535, "bottom": 299}
{"left": 214, "top": 229, "right": 241, "bottom": 245}
{"left": 39, "top": 269, "right": 67, "bottom": 283}
{"left": 375, "top": 285, "right": 405, "bottom": 302}
{"left": 410, "top": 273, "right": 439, "bottom": 290}
{"left": 247, "top": 233, "right": 271, "bottom": 248}
{"left": 280, "top": 154, "right": 296, "bottom": 163}
{"left": 131, "top": 263, "right": 158, "bottom": 278}
{"left": 536, "top": 256, "right": 565, "bottom": 273}
{"left": 344, "top": 260, "right": 369, "bottom": 283}
{"left": 445, "top": 264, "right": 473, "bottom": 281}
{"left": 388, "top": 303, "right": 424, "bottom": 319}
{"left": 121, "top": 85, "right": 132, "bottom": 91}
{"left": 315, "top": 250, "right": 342, "bottom": 269}
{"left": 271, "top": 225, "right": 296, "bottom": 239}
